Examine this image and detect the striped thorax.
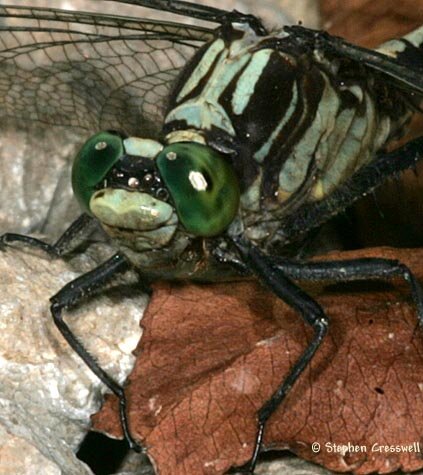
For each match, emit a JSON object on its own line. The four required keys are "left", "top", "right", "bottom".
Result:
{"left": 164, "top": 23, "right": 413, "bottom": 249}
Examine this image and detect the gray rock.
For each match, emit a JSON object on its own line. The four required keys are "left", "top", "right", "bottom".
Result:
{"left": 0, "top": 244, "right": 146, "bottom": 474}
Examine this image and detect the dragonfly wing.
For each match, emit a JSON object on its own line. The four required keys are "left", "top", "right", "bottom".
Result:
{"left": 0, "top": 4, "right": 215, "bottom": 233}
{"left": 0, "top": 5, "right": 215, "bottom": 137}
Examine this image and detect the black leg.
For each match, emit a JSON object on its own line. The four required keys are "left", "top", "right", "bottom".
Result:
{"left": 49, "top": 252, "right": 142, "bottom": 452}
{"left": 223, "top": 239, "right": 423, "bottom": 473}
{"left": 232, "top": 238, "right": 328, "bottom": 473}
{"left": 272, "top": 257, "right": 423, "bottom": 323}
{"left": 0, "top": 213, "right": 95, "bottom": 257}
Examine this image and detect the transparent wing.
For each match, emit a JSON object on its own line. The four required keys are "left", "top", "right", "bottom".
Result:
{"left": 0, "top": 3, "right": 216, "bottom": 137}
{"left": 0, "top": 2, "right": 217, "bottom": 234}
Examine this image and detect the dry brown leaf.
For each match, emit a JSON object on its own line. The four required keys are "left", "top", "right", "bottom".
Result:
{"left": 94, "top": 248, "right": 423, "bottom": 475}
{"left": 320, "top": 0, "right": 423, "bottom": 47}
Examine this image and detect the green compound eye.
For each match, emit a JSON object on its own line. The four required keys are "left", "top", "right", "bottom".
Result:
{"left": 156, "top": 142, "right": 240, "bottom": 237}
{"left": 72, "top": 131, "right": 124, "bottom": 212}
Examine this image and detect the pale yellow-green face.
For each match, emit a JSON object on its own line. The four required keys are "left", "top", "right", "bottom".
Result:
{"left": 90, "top": 188, "right": 178, "bottom": 250}
{"left": 71, "top": 131, "right": 241, "bottom": 251}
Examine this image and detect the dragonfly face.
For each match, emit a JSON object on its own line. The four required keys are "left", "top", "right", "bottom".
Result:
{"left": 71, "top": 130, "right": 240, "bottom": 277}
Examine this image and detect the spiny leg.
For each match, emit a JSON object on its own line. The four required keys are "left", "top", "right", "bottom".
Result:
{"left": 0, "top": 213, "right": 95, "bottom": 257}
{"left": 232, "top": 237, "right": 329, "bottom": 473}
{"left": 214, "top": 250, "right": 423, "bottom": 320}
{"left": 221, "top": 244, "right": 423, "bottom": 472}
{"left": 273, "top": 257, "right": 423, "bottom": 323}
{"left": 49, "top": 252, "right": 142, "bottom": 452}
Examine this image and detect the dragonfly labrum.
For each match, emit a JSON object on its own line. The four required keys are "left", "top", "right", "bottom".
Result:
{"left": 0, "top": 1, "right": 423, "bottom": 474}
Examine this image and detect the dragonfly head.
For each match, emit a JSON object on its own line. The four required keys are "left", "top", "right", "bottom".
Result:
{"left": 72, "top": 131, "right": 240, "bottom": 253}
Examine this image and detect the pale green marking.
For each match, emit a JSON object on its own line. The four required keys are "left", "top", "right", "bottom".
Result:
{"left": 373, "top": 116, "right": 392, "bottom": 150}
{"left": 323, "top": 107, "right": 356, "bottom": 172}
{"left": 311, "top": 75, "right": 342, "bottom": 174}
{"left": 378, "top": 26, "right": 423, "bottom": 55}
{"left": 323, "top": 82, "right": 367, "bottom": 173}
{"left": 377, "top": 39, "right": 406, "bottom": 57}
{"left": 403, "top": 25, "right": 423, "bottom": 47}
{"left": 254, "top": 81, "right": 298, "bottom": 163}
{"left": 177, "top": 39, "right": 225, "bottom": 102}
{"left": 315, "top": 91, "right": 382, "bottom": 198}
{"left": 279, "top": 74, "right": 339, "bottom": 196}
{"left": 232, "top": 49, "right": 272, "bottom": 115}
{"left": 123, "top": 137, "right": 163, "bottom": 159}
{"left": 317, "top": 113, "right": 367, "bottom": 196}
{"left": 346, "top": 84, "right": 363, "bottom": 103}
{"left": 240, "top": 169, "right": 262, "bottom": 212}
{"left": 90, "top": 189, "right": 174, "bottom": 231}
{"left": 166, "top": 102, "right": 236, "bottom": 135}
{"left": 166, "top": 47, "right": 251, "bottom": 135}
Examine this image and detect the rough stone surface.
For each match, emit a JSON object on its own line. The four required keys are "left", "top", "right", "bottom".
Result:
{"left": 0, "top": 243, "right": 146, "bottom": 475}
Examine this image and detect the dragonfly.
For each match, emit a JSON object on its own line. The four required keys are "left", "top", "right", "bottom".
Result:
{"left": 0, "top": 1, "right": 423, "bottom": 473}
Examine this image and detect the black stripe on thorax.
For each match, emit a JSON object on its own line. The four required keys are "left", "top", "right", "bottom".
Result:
{"left": 260, "top": 60, "right": 325, "bottom": 199}
{"left": 222, "top": 50, "right": 300, "bottom": 191}
{"left": 167, "top": 40, "right": 223, "bottom": 110}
